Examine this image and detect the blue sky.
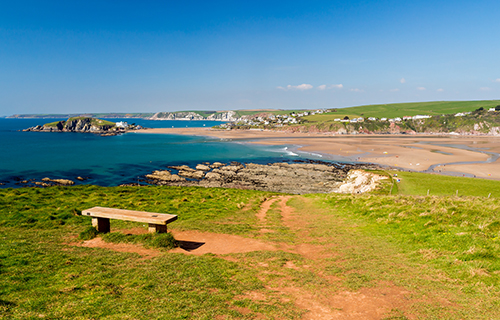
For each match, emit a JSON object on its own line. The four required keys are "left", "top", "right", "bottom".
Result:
{"left": 1, "top": 0, "right": 499, "bottom": 116}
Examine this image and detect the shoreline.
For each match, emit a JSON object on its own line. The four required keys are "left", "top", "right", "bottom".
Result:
{"left": 139, "top": 128, "right": 500, "bottom": 180}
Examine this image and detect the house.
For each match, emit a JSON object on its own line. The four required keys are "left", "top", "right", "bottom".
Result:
{"left": 115, "top": 121, "right": 128, "bottom": 128}
{"left": 412, "top": 115, "right": 431, "bottom": 119}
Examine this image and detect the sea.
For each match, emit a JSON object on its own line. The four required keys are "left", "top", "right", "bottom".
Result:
{"left": 0, "top": 118, "right": 325, "bottom": 188}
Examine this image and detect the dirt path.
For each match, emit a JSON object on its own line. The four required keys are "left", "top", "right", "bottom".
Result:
{"left": 75, "top": 196, "right": 422, "bottom": 319}
{"left": 251, "top": 196, "right": 414, "bottom": 320}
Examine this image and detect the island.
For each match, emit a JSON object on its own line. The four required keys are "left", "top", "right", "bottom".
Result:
{"left": 23, "top": 117, "right": 144, "bottom": 136}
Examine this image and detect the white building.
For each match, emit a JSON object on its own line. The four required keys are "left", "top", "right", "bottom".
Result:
{"left": 115, "top": 121, "right": 128, "bottom": 128}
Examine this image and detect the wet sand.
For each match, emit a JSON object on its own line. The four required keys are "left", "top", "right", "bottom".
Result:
{"left": 140, "top": 128, "right": 500, "bottom": 180}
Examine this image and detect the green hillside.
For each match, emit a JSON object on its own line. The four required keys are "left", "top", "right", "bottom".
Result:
{"left": 305, "top": 100, "right": 500, "bottom": 122}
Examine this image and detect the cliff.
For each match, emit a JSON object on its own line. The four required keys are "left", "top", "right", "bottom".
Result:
{"left": 148, "top": 111, "right": 238, "bottom": 121}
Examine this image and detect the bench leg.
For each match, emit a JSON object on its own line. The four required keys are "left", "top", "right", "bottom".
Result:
{"left": 92, "top": 217, "right": 110, "bottom": 233}
{"left": 148, "top": 223, "right": 167, "bottom": 233}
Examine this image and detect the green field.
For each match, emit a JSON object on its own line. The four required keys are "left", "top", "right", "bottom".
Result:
{"left": 304, "top": 100, "right": 500, "bottom": 123}
{"left": 392, "top": 171, "right": 500, "bottom": 197}
{"left": 1, "top": 172, "right": 500, "bottom": 319}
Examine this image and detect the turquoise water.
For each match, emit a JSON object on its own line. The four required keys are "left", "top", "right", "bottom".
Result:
{"left": 0, "top": 118, "right": 314, "bottom": 187}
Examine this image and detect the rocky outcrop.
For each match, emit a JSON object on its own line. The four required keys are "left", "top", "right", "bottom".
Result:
{"left": 206, "top": 111, "right": 237, "bottom": 121}
{"left": 331, "top": 170, "right": 387, "bottom": 194}
{"left": 145, "top": 170, "right": 185, "bottom": 182}
{"left": 149, "top": 112, "right": 205, "bottom": 121}
{"left": 145, "top": 160, "right": 381, "bottom": 194}
{"left": 148, "top": 111, "right": 239, "bottom": 121}
{"left": 41, "top": 177, "right": 75, "bottom": 186}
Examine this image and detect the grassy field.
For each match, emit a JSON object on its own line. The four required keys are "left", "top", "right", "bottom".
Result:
{"left": 1, "top": 173, "right": 500, "bottom": 319}
{"left": 304, "top": 100, "right": 500, "bottom": 123}
{"left": 392, "top": 171, "right": 500, "bottom": 197}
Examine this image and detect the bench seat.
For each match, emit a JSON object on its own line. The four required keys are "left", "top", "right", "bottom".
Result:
{"left": 82, "top": 206, "right": 177, "bottom": 233}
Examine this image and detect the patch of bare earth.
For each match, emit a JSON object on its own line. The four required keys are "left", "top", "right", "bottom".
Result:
{"left": 273, "top": 284, "right": 413, "bottom": 320}
{"left": 169, "top": 230, "right": 277, "bottom": 255}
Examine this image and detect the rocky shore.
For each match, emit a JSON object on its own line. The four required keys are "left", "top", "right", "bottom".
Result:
{"left": 144, "top": 160, "right": 384, "bottom": 194}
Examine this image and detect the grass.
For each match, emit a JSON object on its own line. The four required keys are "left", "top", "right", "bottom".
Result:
{"left": 0, "top": 186, "right": 302, "bottom": 319}
{"left": 43, "top": 120, "right": 64, "bottom": 128}
{"left": 392, "top": 171, "right": 500, "bottom": 197}
{"left": 2, "top": 179, "right": 500, "bottom": 318}
{"left": 316, "top": 100, "right": 500, "bottom": 120}
{"left": 296, "top": 194, "right": 500, "bottom": 318}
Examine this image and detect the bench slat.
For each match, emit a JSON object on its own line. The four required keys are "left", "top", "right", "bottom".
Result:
{"left": 82, "top": 207, "right": 177, "bottom": 225}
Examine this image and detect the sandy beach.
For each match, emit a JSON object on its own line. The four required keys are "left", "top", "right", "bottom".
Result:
{"left": 140, "top": 128, "right": 500, "bottom": 180}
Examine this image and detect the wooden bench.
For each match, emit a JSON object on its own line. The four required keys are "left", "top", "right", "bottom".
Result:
{"left": 82, "top": 207, "right": 178, "bottom": 233}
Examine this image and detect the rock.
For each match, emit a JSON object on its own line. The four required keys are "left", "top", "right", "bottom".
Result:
{"left": 220, "top": 165, "right": 242, "bottom": 172}
{"left": 41, "top": 177, "right": 75, "bottom": 185}
{"left": 146, "top": 160, "right": 381, "bottom": 194}
{"left": 332, "top": 170, "right": 387, "bottom": 194}
{"left": 52, "top": 179, "right": 75, "bottom": 186}
{"left": 205, "top": 172, "right": 222, "bottom": 180}
{"left": 146, "top": 170, "right": 186, "bottom": 182}
{"left": 146, "top": 170, "right": 172, "bottom": 180}
{"left": 169, "top": 165, "right": 194, "bottom": 171}
{"left": 195, "top": 164, "right": 211, "bottom": 171}
{"left": 34, "top": 181, "right": 51, "bottom": 187}
{"left": 178, "top": 170, "right": 205, "bottom": 179}
{"left": 169, "top": 174, "right": 185, "bottom": 182}
{"left": 76, "top": 176, "right": 84, "bottom": 181}
{"left": 210, "top": 162, "right": 224, "bottom": 168}
{"left": 212, "top": 168, "right": 237, "bottom": 177}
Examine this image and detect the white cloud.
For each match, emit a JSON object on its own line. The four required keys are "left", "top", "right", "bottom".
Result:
{"left": 277, "top": 84, "right": 313, "bottom": 91}
{"left": 437, "top": 88, "right": 444, "bottom": 92}
{"left": 350, "top": 88, "right": 364, "bottom": 92}
{"left": 494, "top": 78, "right": 500, "bottom": 82}
{"left": 400, "top": 78, "right": 406, "bottom": 84}
{"left": 317, "top": 84, "right": 343, "bottom": 90}
{"left": 288, "top": 84, "right": 313, "bottom": 90}
{"left": 389, "top": 88, "right": 400, "bottom": 92}
{"left": 416, "top": 87, "right": 426, "bottom": 91}
{"left": 480, "top": 87, "right": 491, "bottom": 91}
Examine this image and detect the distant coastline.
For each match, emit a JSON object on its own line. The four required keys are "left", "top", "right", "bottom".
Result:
{"left": 140, "top": 127, "right": 500, "bottom": 180}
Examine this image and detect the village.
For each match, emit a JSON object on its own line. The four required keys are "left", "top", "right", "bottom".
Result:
{"left": 216, "top": 106, "right": 499, "bottom": 130}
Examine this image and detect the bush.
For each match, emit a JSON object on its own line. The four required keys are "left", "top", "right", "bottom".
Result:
{"left": 79, "top": 226, "right": 99, "bottom": 240}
